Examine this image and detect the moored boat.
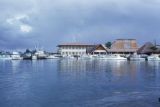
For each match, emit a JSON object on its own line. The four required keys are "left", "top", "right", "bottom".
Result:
{"left": 35, "top": 50, "right": 47, "bottom": 59}
{"left": 95, "top": 54, "right": 127, "bottom": 60}
{"left": 0, "top": 54, "right": 12, "bottom": 60}
{"left": 11, "top": 52, "right": 23, "bottom": 60}
{"left": 129, "top": 53, "right": 145, "bottom": 61}
{"left": 32, "top": 55, "right": 37, "bottom": 60}
{"left": 147, "top": 54, "right": 160, "bottom": 61}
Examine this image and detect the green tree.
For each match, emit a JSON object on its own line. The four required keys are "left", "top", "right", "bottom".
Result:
{"left": 105, "top": 42, "right": 112, "bottom": 49}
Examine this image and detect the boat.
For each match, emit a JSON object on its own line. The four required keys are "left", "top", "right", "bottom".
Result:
{"left": 79, "top": 55, "right": 94, "bottom": 59}
{"left": 147, "top": 54, "right": 160, "bottom": 61}
{"left": 129, "top": 53, "right": 145, "bottom": 61}
{"left": 35, "top": 50, "right": 47, "bottom": 59}
{"left": 23, "top": 53, "right": 32, "bottom": 60}
{"left": 95, "top": 54, "right": 127, "bottom": 60}
{"left": 11, "top": 52, "right": 23, "bottom": 60}
{"left": 46, "top": 55, "right": 59, "bottom": 59}
{"left": 32, "top": 55, "right": 37, "bottom": 60}
{"left": 62, "top": 55, "right": 75, "bottom": 59}
{"left": 0, "top": 54, "right": 12, "bottom": 60}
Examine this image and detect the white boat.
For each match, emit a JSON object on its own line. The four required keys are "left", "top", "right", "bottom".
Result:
{"left": 63, "top": 55, "right": 75, "bottom": 59}
{"left": 147, "top": 54, "right": 160, "bottom": 61}
{"left": 0, "top": 54, "right": 12, "bottom": 60}
{"left": 129, "top": 53, "right": 145, "bottom": 61}
{"left": 11, "top": 52, "right": 23, "bottom": 60}
{"left": 47, "top": 55, "right": 59, "bottom": 59}
{"left": 79, "top": 55, "right": 94, "bottom": 59}
{"left": 96, "top": 54, "right": 127, "bottom": 60}
{"left": 35, "top": 50, "right": 47, "bottom": 59}
{"left": 32, "top": 55, "right": 37, "bottom": 60}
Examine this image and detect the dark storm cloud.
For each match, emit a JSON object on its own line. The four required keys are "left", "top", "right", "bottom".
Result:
{"left": 0, "top": 0, "right": 160, "bottom": 51}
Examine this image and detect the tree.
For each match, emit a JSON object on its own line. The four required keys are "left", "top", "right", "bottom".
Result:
{"left": 105, "top": 42, "right": 112, "bottom": 49}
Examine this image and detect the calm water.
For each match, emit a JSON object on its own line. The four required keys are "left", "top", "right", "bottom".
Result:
{"left": 0, "top": 59, "right": 160, "bottom": 107}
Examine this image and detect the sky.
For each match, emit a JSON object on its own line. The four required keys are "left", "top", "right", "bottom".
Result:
{"left": 0, "top": 0, "right": 160, "bottom": 51}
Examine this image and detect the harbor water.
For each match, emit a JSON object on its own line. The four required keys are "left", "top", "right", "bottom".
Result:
{"left": 0, "top": 59, "right": 160, "bottom": 107}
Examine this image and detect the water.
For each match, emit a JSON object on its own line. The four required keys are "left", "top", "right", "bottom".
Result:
{"left": 0, "top": 59, "right": 160, "bottom": 107}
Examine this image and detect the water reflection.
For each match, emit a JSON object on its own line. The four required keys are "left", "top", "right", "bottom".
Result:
{"left": 0, "top": 59, "right": 160, "bottom": 107}
{"left": 57, "top": 59, "right": 142, "bottom": 78}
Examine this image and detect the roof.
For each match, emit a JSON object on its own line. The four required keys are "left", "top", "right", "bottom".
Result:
{"left": 137, "top": 42, "right": 160, "bottom": 54}
{"left": 88, "top": 44, "right": 109, "bottom": 53}
{"left": 108, "top": 49, "right": 138, "bottom": 52}
{"left": 57, "top": 43, "right": 95, "bottom": 47}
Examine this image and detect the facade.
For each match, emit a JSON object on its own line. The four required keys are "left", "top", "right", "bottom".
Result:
{"left": 57, "top": 39, "right": 139, "bottom": 56}
{"left": 109, "top": 39, "right": 138, "bottom": 54}
{"left": 57, "top": 43, "right": 94, "bottom": 56}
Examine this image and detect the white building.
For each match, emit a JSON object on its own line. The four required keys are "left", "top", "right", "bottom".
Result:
{"left": 57, "top": 43, "right": 94, "bottom": 56}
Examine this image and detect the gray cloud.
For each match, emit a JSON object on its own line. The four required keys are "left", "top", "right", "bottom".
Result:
{"left": 0, "top": 0, "right": 160, "bottom": 51}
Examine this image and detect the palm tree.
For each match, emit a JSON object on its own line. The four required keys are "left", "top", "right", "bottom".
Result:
{"left": 105, "top": 42, "right": 112, "bottom": 49}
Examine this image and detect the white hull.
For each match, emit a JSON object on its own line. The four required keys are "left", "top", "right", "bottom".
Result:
{"left": 79, "top": 55, "right": 94, "bottom": 59}
{"left": 0, "top": 57, "right": 12, "bottom": 60}
{"left": 130, "top": 58, "right": 145, "bottom": 61}
{"left": 12, "top": 57, "right": 23, "bottom": 60}
{"left": 148, "top": 58, "right": 160, "bottom": 61}
{"left": 95, "top": 55, "right": 127, "bottom": 60}
{"left": 11, "top": 52, "right": 23, "bottom": 60}
{"left": 147, "top": 55, "right": 160, "bottom": 61}
{"left": 47, "top": 55, "right": 59, "bottom": 59}
{"left": 32, "top": 56, "right": 37, "bottom": 60}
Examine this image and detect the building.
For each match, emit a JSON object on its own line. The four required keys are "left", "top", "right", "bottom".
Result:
{"left": 88, "top": 44, "right": 108, "bottom": 55}
{"left": 57, "top": 39, "right": 139, "bottom": 56}
{"left": 109, "top": 39, "right": 138, "bottom": 54}
{"left": 137, "top": 42, "right": 160, "bottom": 55}
{"left": 57, "top": 43, "right": 94, "bottom": 56}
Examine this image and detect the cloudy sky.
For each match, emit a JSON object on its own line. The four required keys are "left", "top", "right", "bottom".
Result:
{"left": 0, "top": 0, "right": 160, "bottom": 51}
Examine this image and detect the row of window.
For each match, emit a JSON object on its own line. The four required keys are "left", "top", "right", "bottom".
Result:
{"left": 61, "top": 52, "right": 86, "bottom": 55}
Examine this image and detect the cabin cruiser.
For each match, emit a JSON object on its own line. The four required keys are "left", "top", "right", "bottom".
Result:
{"left": 11, "top": 52, "right": 23, "bottom": 60}
{"left": 129, "top": 53, "right": 145, "bottom": 61}
{"left": 147, "top": 54, "right": 160, "bottom": 61}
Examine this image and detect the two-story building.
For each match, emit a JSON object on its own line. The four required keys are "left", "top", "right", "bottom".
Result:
{"left": 57, "top": 43, "right": 94, "bottom": 56}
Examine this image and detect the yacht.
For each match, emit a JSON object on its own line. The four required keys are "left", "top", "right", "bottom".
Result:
{"left": 129, "top": 53, "right": 145, "bottom": 61}
{"left": 147, "top": 54, "right": 160, "bottom": 61}
{"left": 11, "top": 52, "right": 23, "bottom": 60}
